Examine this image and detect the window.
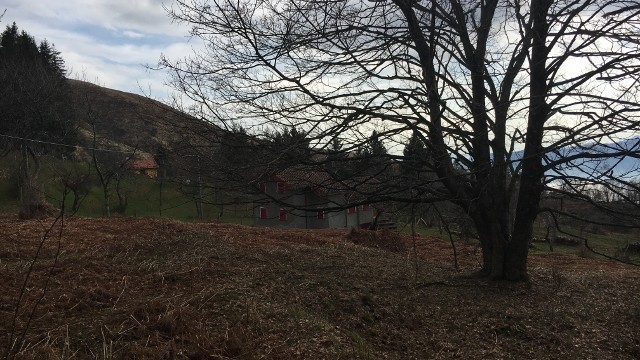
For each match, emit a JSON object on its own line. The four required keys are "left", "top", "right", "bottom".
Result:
{"left": 259, "top": 207, "right": 268, "bottom": 219}
{"left": 277, "top": 182, "right": 286, "bottom": 193}
{"left": 259, "top": 182, "right": 267, "bottom": 192}
{"left": 279, "top": 208, "right": 287, "bottom": 221}
{"left": 317, "top": 210, "right": 326, "bottom": 220}
{"left": 347, "top": 206, "right": 357, "bottom": 214}
{"left": 362, "top": 204, "right": 370, "bottom": 211}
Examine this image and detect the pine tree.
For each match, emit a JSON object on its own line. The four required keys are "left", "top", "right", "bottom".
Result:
{"left": 270, "top": 127, "right": 310, "bottom": 168}
{"left": 367, "top": 130, "right": 387, "bottom": 158}
{"left": 0, "top": 23, "right": 77, "bottom": 216}
{"left": 402, "top": 131, "right": 432, "bottom": 182}
{"left": 0, "top": 23, "right": 74, "bottom": 151}
{"left": 38, "top": 40, "right": 66, "bottom": 78}
{"left": 353, "top": 130, "right": 388, "bottom": 177}
{"left": 0, "top": 22, "right": 19, "bottom": 55}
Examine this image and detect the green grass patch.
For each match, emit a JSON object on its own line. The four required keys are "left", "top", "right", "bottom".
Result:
{"left": 0, "top": 154, "right": 253, "bottom": 223}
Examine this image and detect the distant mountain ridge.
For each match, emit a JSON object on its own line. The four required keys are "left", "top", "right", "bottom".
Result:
{"left": 510, "top": 137, "right": 640, "bottom": 179}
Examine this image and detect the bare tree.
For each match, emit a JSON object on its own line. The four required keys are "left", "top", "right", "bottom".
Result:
{"left": 71, "top": 78, "right": 143, "bottom": 217}
{"left": 89, "top": 123, "right": 137, "bottom": 217}
{"left": 161, "top": 0, "right": 640, "bottom": 280}
{"left": 55, "top": 162, "right": 92, "bottom": 214}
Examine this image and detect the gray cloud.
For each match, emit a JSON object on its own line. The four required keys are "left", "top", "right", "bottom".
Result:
{"left": 1, "top": 0, "right": 193, "bottom": 99}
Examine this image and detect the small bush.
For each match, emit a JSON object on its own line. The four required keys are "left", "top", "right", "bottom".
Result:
{"left": 346, "top": 228, "right": 406, "bottom": 252}
{"left": 576, "top": 242, "right": 596, "bottom": 259}
{"left": 18, "top": 202, "right": 58, "bottom": 220}
{"left": 625, "top": 242, "right": 640, "bottom": 253}
{"left": 614, "top": 247, "right": 631, "bottom": 262}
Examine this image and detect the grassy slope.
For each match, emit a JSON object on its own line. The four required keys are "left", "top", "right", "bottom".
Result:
{"left": 0, "top": 155, "right": 252, "bottom": 223}
{"left": 1, "top": 217, "right": 638, "bottom": 359}
{"left": 1, "top": 153, "right": 637, "bottom": 264}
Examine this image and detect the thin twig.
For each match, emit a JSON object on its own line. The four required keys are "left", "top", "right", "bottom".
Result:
{"left": 433, "top": 205, "right": 459, "bottom": 270}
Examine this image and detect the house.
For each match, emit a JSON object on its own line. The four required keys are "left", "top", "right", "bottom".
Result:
{"left": 253, "top": 166, "right": 378, "bottom": 229}
{"left": 128, "top": 158, "right": 159, "bottom": 178}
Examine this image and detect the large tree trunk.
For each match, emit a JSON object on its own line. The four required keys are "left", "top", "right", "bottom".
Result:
{"left": 473, "top": 197, "right": 526, "bottom": 280}
{"left": 472, "top": 0, "right": 552, "bottom": 282}
{"left": 475, "top": 220, "right": 530, "bottom": 281}
{"left": 503, "top": 0, "right": 552, "bottom": 282}
{"left": 506, "top": 223, "right": 533, "bottom": 281}
{"left": 467, "top": 0, "right": 552, "bottom": 281}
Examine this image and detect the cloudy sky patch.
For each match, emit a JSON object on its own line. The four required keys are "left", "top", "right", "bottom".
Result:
{"left": 1, "top": 0, "right": 194, "bottom": 99}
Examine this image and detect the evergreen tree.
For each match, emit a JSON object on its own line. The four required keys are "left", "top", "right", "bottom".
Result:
{"left": 366, "top": 130, "right": 387, "bottom": 158}
{"left": 38, "top": 39, "right": 66, "bottom": 78}
{"left": 270, "top": 127, "right": 310, "bottom": 168}
{"left": 0, "top": 23, "right": 74, "bottom": 153}
{"left": 324, "top": 136, "right": 352, "bottom": 180}
{"left": 355, "top": 130, "right": 388, "bottom": 176}
{"left": 0, "top": 23, "right": 77, "bottom": 215}
{"left": 402, "top": 131, "right": 432, "bottom": 182}
{"left": 0, "top": 22, "right": 19, "bottom": 55}
{"left": 219, "top": 125, "right": 256, "bottom": 176}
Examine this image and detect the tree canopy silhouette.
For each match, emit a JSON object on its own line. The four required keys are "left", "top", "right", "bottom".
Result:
{"left": 0, "top": 22, "right": 77, "bottom": 214}
{"left": 161, "top": 0, "right": 640, "bottom": 280}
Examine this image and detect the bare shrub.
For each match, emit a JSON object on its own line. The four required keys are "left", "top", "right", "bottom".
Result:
{"left": 576, "top": 242, "right": 596, "bottom": 259}
{"left": 346, "top": 228, "right": 406, "bottom": 253}
{"left": 18, "top": 202, "right": 57, "bottom": 220}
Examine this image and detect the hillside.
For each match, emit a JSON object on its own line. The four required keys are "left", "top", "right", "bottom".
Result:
{"left": 67, "top": 79, "right": 218, "bottom": 157}
{"left": 1, "top": 216, "right": 638, "bottom": 359}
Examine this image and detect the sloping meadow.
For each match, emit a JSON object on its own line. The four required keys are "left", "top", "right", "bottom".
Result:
{"left": 1, "top": 216, "right": 638, "bottom": 359}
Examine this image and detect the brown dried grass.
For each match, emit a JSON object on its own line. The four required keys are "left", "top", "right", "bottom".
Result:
{"left": 0, "top": 216, "right": 638, "bottom": 359}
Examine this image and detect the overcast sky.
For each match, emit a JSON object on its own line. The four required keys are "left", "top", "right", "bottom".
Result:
{"left": 1, "top": 0, "right": 194, "bottom": 99}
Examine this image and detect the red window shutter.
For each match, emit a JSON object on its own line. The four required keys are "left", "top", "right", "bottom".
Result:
{"left": 362, "top": 204, "right": 370, "bottom": 211}
{"left": 260, "top": 182, "right": 267, "bottom": 192}
{"left": 277, "top": 182, "right": 286, "bottom": 193}
{"left": 347, "top": 206, "right": 356, "bottom": 214}
{"left": 279, "top": 208, "right": 287, "bottom": 221}
{"left": 317, "top": 210, "right": 325, "bottom": 219}
{"left": 259, "top": 207, "right": 268, "bottom": 219}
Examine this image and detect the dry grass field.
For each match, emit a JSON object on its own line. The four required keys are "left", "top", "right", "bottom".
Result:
{"left": 1, "top": 215, "right": 639, "bottom": 359}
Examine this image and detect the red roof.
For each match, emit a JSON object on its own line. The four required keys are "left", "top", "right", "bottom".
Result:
{"left": 270, "top": 165, "right": 380, "bottom": 198}
{"left": 128, "top": 159, "right": 158, "bottom": 170}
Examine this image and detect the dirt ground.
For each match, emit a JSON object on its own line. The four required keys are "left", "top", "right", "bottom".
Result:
{"left": 1, "top": 215, "right": 638, "bottom": 359}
